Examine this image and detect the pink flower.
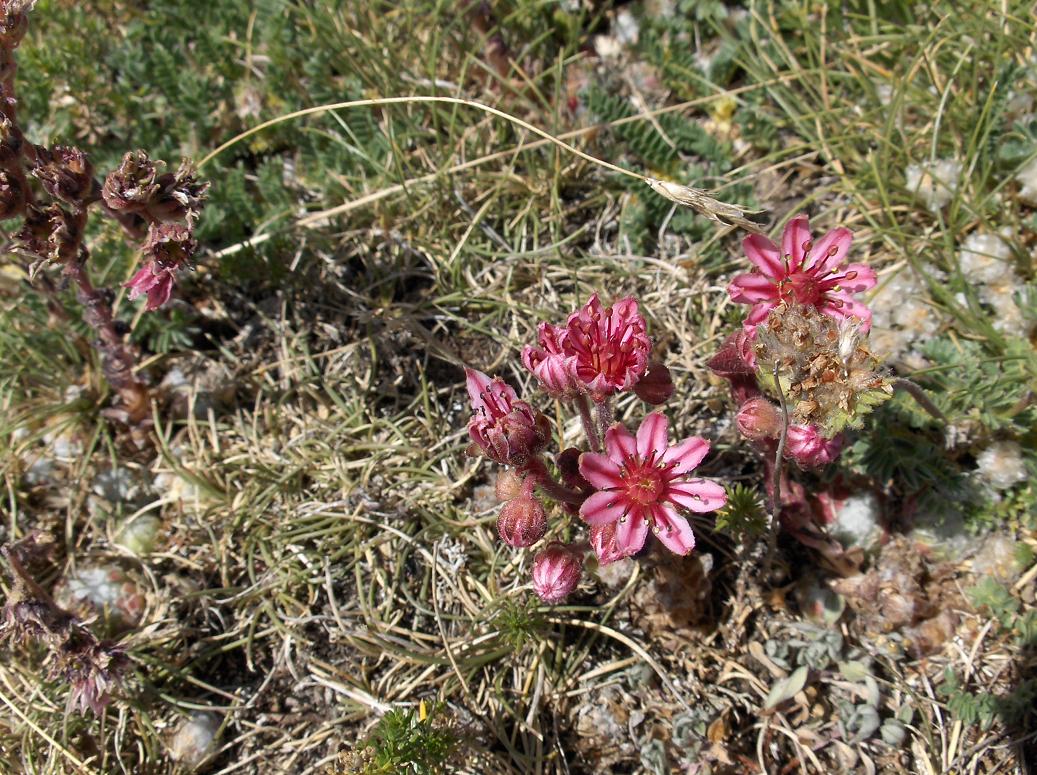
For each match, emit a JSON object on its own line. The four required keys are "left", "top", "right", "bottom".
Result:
{"left": 125, "top": 222, "right": 197, "bottom": 311}
{"left": 785, "top": 424, "right": 843, "bottom": 468}
{"left": 531, "top": 542, "right": 583, "bottom": 603}
{"left": 578, "top": 413, "right": 727, "bottom": 557}
{"left": 521, "top": 322, "right": 579, "bottom": 399}
{"left": 465, "top": 368, "right": 550, "bottom": 466}
{"left": 728, "top": 215, "right": 876, "bottom": 331}
{"left": 125, "top": 264, "right": 175, "bottom": 311}
{"left": 522, "top": 294, "right": 651, "bottom": 401}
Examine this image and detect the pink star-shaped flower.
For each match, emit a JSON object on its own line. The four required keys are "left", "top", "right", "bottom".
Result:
{"left": 728, "top": 215, "right": 876, "bottom": 331}
{"left": 578, "top": 413, "right": 726, "bottom": 557}
{"left": 522, "top": 294, "right": 651, "bottom": 401}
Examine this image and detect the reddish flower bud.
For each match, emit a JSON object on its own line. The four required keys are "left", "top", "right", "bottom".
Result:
{"left": 785, "top": 425, "right": 843, "bottom": 468}
{"left": 589, "top": 521, "right": 628, "bottom": 566}
{"left": 497, "top": 495, "right": 548, "bottom": 548}
{"left": 465, "top": 368, "right": 551, "bottom": 466}
{"left": 521, "top": 322, "right": 578, "bottom": 400}
{"left": 531, "top": 542, "right": 582, "bottom": 604}
{"left": 633, "top": 361, "right": 674, "bottom": 405}
{"left": 707, "top": 330, "right": 756, "bottom": 377}
{"left": 556, "top": 447, "right": 591, "bottom": 493}
{"left": 736, "top": 397, "right": 782, "bottom": 441}
{"left": 494, "top": 469, "right": 524, "bottom": 502}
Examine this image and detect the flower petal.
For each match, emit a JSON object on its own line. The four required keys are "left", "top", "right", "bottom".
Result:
{"left": 636, "top": 412, "right": 669, "bottom": 459}
{"left": 728, "top": 272, "right": 778, "bottom": 304}
{"left": 652, "top": 505, "right": 696, "bottom": 555}
{"left": 580, "top": 489, "right": 627, "bottom": 525}
{"left": 604, "top": 422, "right": 637, "bottom": 462}
{"left": 464, "top": 368, "right": 493, "bottom": 407}
{"left": 146, "top": 276, "right": 174, "bottom": 311}
{"left": 661, "top": 436, "right": 710, "bottom": 474}
{"left": 743, "top": 300, "right": 779, "bottom": 328}
{"left": 667, "top": 478, "right": 728, "bottom": 512}
{"left": 615, "top": 510, "right": 649, "bottom": 554}
{"left": 743, "top": 234, "right": 783, "bottom": 278}
{"left": 579, "top": 452, "right": 624, "bottom": 489}
{"left": 781, "top": 215, "right": 812, "bottom": 270}
{"left": 821, "top": 294, "right": 873, "bottom": 331}
{"left": 807, "top": 226, "right": 853, "bottom": 273}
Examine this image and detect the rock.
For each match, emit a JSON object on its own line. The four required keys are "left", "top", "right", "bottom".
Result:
{"left": 168, "top": 712, "right": 220, "bottom": 772}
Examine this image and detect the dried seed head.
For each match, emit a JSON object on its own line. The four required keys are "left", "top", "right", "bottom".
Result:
{"left": 149, "top": 160, "right": 209, "bottom": 223}
{"left": 755, "top": 303, "right": 892, "bottom": 436}
{"left": 32, "top": 145, "right": 94, "bottom": 204}
{"left": 0, "top": 168, "right": 23, "bottom": 218}
{"left": 0, "top": 0, "right": 34, "bottom": 48}
{"left": 103, "top": 151, "right": 160, "bottom": 213}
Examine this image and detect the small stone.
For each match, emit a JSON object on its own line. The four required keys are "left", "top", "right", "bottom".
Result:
{"left": 168, "top": 712, "right": 220, "bottom": 772}
{"left": 971, "top": 533, "right": 1023, "bottom": 582}
{"left": 905, "top": 159, "right": 962, "bottom": 211}
{"left": 54, "top": 565, "right": 145, "bottom": 631}
{"left": 115, "top": 514, "right": 162, "bottom": 556}
{"left": 976, "top": 440, "right": 1028, "bottom": 491}
{"left": 829, "top": 493, "right": 883, "bottom": 552}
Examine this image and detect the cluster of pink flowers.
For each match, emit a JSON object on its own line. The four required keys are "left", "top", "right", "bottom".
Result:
{"left": 712, "top": 214, "right": 874, "bottom": 470}
{"left": 465, "top": 294, "right": 727, "bottom": 604}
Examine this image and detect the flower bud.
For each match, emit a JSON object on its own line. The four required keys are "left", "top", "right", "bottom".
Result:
{"left": 556, "top": 447, "right": 590, "bottom": 493}
{"left": 707, "top": 330, "right": 756, "bottom": 378}
{"left": 633, "top": 361, "right": 674, "bottom": 405}
{"left": 736, "top": 397, "right": 782, "bottom": 441}
{"left": 531, "top": 542, "right": 582, "bottom": 603}
{"left": 494, "top": 469, "right": 524, "bottom": 502}
{"left": 497, "top": 495, "right": 547, "bottom": 548}
{"left": 589, "top": 522, "right": 627, "bottom": 566}
{"left": 785, "top": 424, "right": 843, "bottom": 468}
